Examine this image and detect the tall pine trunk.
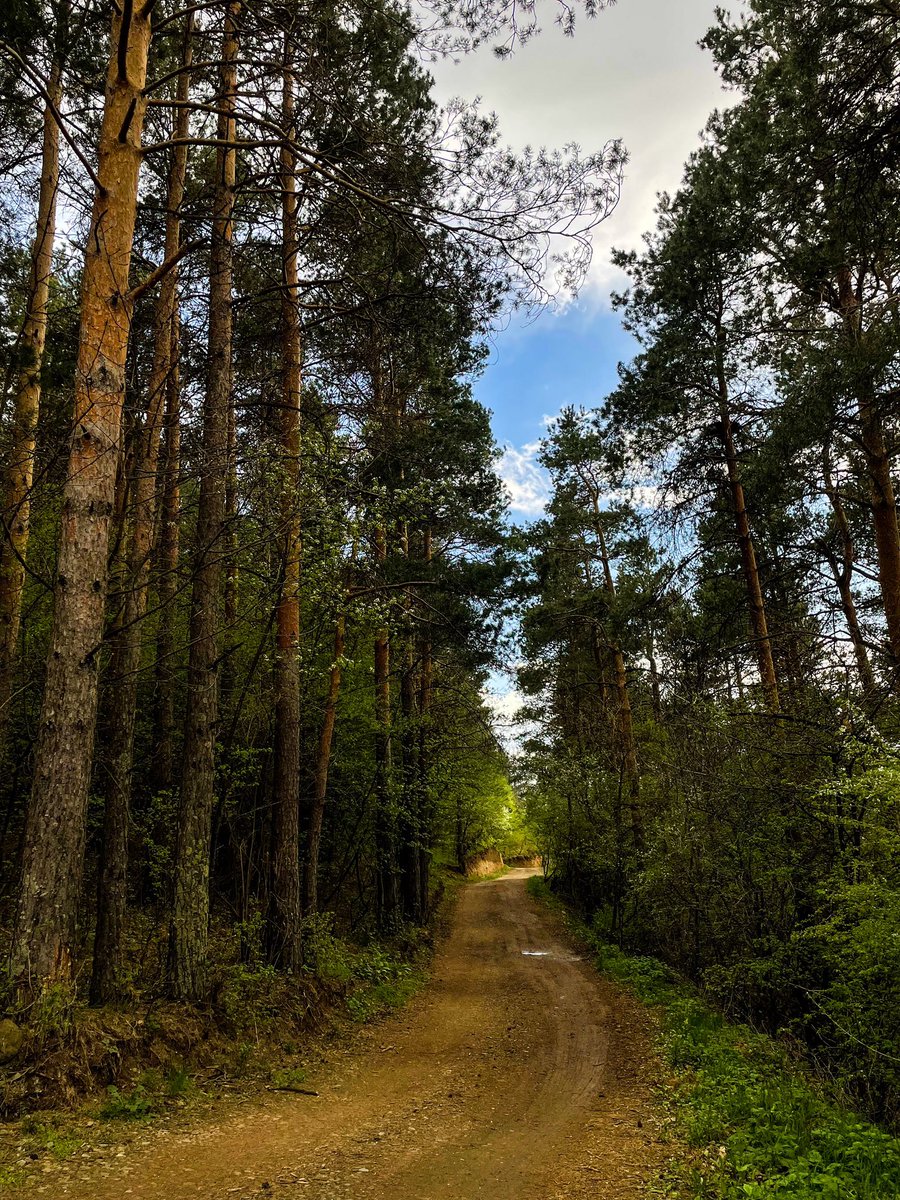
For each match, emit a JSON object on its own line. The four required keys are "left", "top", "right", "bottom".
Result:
{"left": 371, "top": 354, "right": 399, "bottom": 927}
{"left": 151, "top": 309, "right": 182, "bottom": 793}
{"left": 589, "top": 497, "right": 644, "bottom": 851}
{"left": 822, "top": 446, "right": 876, "bottom": 699}
{"left": 714, "top": 338, "right": 780, "bottom": 714}
{"left": 0, "top": 56, "right": 63, "bottom": 747}
{"left": 168, "top": 1, "right": 239, "bottom": 1001}
{"left": 398, "top": 638, "right": 421, "bottom": 920}
{"left": 305, "top": 611, "right": 345, "bottom": 915}
{"left": 266, "top": 38, "right": 302, "bottom": 971}
{"left": 416, "top": 563, "right": 432, "bottom": 920}
{"left": 858, "top": 397, "right": 900, "bottom": 668}
{"left": 11, "top": 0, "right": 152, "bottom": 989}
{"left": 91, "top": 15, "right": 194, "bottom": 1003}
{"left": 373, "top": 531, "right": 398, "bottom": 926}
{"left": 836, "top": 267, "right": 900, "bottom": 670}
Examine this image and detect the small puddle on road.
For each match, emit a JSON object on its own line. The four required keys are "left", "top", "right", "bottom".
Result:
{"left": 521, "top": 949, "right": 582, "bottom": 962}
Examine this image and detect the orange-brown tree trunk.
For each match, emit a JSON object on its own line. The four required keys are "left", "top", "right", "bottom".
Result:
{"left": 11, "top": 0, "right": 152, "bottom": 989}
{"left": 304, "top": 611, "right": 346, "bottom": 916}
{"left": 857, "top": 398, "right": 900, "bottom": 667}
{"left": 0, "top": 58, "right": 63, "bottom": 745}
{"left": 151, "top": 308, "right": 182, "bottom": 793}
{"left": 91, "top": 14, "right": 194, "bottom": 1003}
{"left": 168, "top": 0, "right": 239, "bottom": 1001}
{"left": 266, "top": 37, "right": 303, "bottom": 971}
{"left": 589, "top": 496, "right": 644, "bottom": 851}
{"left": 836, "top": 267, "right": 900, "bottom": 670}
{"left": 822, "top": 446, "right": 876, "bottom": 699}
{"left": 714, "top": 342, "right": 780, "bottom": 714}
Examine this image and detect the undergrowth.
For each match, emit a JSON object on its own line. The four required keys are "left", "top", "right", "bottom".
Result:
{"left": 302, "top": 911, "right": 429, "bottom": 1022}
{"left": 526, "top": 875, "right": 900, "bottom": 1200}
{"left": 0, "top": 884, "right": 455, "bottom": 1192}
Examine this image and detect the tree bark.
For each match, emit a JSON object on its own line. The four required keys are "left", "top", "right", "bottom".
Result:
{"left": 11, "top": 0, "right": 152, "bottom": 990}
{"left": 416, "top": 558, "right": 432, "bottom": 919}
{"left": 0, "top": 57, "right": 63, "bottom": 748}
{"left": 588, "top": 497, "right": 644, "bottom": 851}
{"left": 221, "top": 398, "right": 238, "bottom": 699}
{"left": 91, "top": 14, "right": 194, "bottom": 1004}
{"left": 168, "top": 0, "right": 239, "bottom": 1001}
{"left": 822, "top": 446, "right": 876, "bottom": 699}
{"left": 266, "top": 37, "right": 302, "bottom": 971}
{"left": 398, "top": 638, "right": 421, "bottom": 921}
{"left": 858, "top": 398, "right": 900, "bottom": 668}
{"left": 714, "top": 342, "right": 780, "bottom": 714}
{"left": 304, "top": 611, "right": 345, "bottom": 916}
{"left": 836, "top": 267, "right": 900, "bottom": 670}
{"left": 373, "top": 526, "right": 399, "bottom": 926}
{"left": 150, "top": 308, "right": 182, "bottom": 793}
{"left": 648, "top": 643, "right": 662, "bottom": 721}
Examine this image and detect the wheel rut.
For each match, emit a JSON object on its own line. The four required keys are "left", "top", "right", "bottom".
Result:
{"left": 53, "top": 869, "right": 665, "bottom": 1199}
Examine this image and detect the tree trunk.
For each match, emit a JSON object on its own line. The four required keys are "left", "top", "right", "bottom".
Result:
{"left": 304, "top": 611, "right": 345, "bottom": 915}
{"left": 822, "top": 446, "right": 876, "bottom": 699}
{"left": 648, "top": 644, "right": 662, "bottom": 721}
{"left": 589, "top": 500, "right": 644, "bottom": 850}
{"left": 398, "top": 638, "right": 421, "bottom": 921}
{"left": 266, "top": 38, "right": 302, "bottom": 972}
{"left": 0, "top": 58, "right": 63, "bottom": 748}
{"left": 858, "top": 401, "right": 900, "bottom": 667}
{"left": 91, "top": 14, "right": 194, "bottom": 1004}
{"left": 11, "top": 1, "right": 152, "bottom": 990}
{"left": 373, "top": 528, "right": 398, "bottom": 926}
{"left": 416, "top": 618, "right": 432, "bottom": 916}
{"left": 714, "top": 345, "right": 780, "bottom": 714}
{"left": 150, "top": 308, "right": 182, "bottom": 793}
{"left": 837, "top": 267, "right": 900, "bottom": 669}
{"left": 168, "top": 1, "right": 239, "bottom": 1001}
{"left": 221, "top": 397, "right": 238, "bottom": 699}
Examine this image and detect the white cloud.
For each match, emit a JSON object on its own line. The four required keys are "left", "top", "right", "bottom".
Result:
{"left": 482, "top": 676, "right": 529, "bottom": 756}
{"left": 484, "top": 685, "right": 522, "bottom": 722}
{"left": 430, "top": 0, "right": 729, "bottom": 307}
{"left": 498, "top": 440, "right": 550, "bottom": 516}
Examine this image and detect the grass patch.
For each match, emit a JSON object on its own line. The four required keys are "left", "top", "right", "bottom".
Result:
{"left": 345, "top": 945, "right": 426, "bottom": 1023}
{"left": 19, "top": 1115, "right": 84, "bottom": 1159}
{"left": 98, "top": 1084, "right": 156, "bottom": 1121}
{"left": 526, "top": 875, "right": 900, "bottom": 1200}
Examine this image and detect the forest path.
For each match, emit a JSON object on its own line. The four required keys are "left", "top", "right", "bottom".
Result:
{"left": 55, "top": 869, "right": 665, "bottom": 1199}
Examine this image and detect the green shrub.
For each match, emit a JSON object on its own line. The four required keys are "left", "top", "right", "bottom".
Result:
{"left": 99, "top": 1084, "right": 155, "bottom": 1121}
{"left": 301, "top": 912, "right": 353, "bottom": 983}
{"left": 218, "top": 963, "right": 280, "bottom": 1032}
{"left": 345, "top": 945, "right": 422, "bottom": 1022}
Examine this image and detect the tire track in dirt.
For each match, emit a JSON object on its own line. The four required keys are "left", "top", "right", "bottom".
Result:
{"left": 51, "top": 869, "right": 666, "bottom": 1200}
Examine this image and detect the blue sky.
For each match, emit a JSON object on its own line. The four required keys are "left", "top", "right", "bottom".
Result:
{"left": 428, "top": 0, "right": 732, "bottom": 732}
{"left": 479, "top": 307, "right": 638, "bottom": 516}
{"left": 481, "top": 306, "right": 635, "bottom": 447}
{"left": 430, "top": 0, "right": 731, "bottom": 523}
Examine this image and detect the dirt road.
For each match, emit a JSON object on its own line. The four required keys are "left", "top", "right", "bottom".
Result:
{"left": 52, "top": 869, "right": 665, "bottom": 1199}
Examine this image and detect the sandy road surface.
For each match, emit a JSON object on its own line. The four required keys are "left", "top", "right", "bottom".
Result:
{"left": 52, "top": 869, "right": 665, "bottom": 1199}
